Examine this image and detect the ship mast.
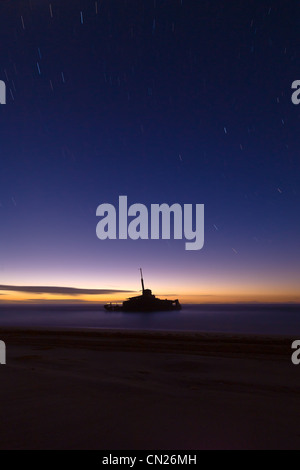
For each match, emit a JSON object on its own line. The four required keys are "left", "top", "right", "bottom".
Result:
{"left": 140, "top": 268, "right": 145, "bottom": 295}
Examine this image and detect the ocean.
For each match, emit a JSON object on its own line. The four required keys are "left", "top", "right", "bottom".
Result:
{"left": 0, "top": 304, "right": 299, "bottom": 335}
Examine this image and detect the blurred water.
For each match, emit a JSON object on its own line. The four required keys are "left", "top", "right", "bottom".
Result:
{"left": 0, "top": 304, "right": 299, "bottom": 335}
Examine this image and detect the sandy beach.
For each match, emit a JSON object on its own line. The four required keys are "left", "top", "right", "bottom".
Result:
{"left": 0, "top": 328, "right": 299, "bottom": 450}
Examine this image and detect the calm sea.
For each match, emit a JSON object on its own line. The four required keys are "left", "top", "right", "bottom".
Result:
{"left": 0, "top": 304, "right": 299, "bottom": 335}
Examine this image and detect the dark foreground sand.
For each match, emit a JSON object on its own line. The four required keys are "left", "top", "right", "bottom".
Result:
{"left": 0, "top": 328, "right": 299, "bottom": 450}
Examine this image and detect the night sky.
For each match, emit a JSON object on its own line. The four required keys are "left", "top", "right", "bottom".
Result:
{"left": 0, "top": 0, "right": 299, "bottom": 303}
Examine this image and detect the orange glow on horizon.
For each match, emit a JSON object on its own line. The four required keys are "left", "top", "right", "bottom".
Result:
{"left": 0, "top": 288, "right": 299, "bottom": 304}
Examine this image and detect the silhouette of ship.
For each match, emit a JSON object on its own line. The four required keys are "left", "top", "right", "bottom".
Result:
{"left": 104, "top": 269, "right": 181, "bottom": 312}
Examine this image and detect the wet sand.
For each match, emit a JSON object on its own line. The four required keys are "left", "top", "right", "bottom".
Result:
{"left": 0, "top": 328, "right": 299, "bottom": 450}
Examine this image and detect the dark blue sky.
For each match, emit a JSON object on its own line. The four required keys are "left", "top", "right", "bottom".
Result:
{"left": 0, "top": 0, "right": 299, "bottom": 302}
